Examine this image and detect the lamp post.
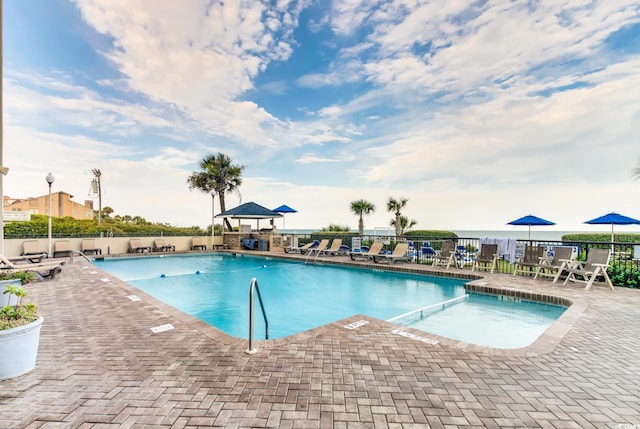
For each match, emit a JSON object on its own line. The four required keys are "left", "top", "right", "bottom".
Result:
{"left": 46, "top": 173, "right": 55, "bottom": 257}
{"left": 211, "top": 190, "right": 216, "bottom": 244}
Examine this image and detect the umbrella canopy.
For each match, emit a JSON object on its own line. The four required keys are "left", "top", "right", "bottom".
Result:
{"left": 584, "top": 212, "right": 640, "bottom": 246}
{"left": 272, "top": 204, "right": 298, "bottom": 229}
{"left": 272, "top": 204, "right": 297, "bottom": 214}
{"left": 507, "top": 214, "right": 555, "bottom": 240}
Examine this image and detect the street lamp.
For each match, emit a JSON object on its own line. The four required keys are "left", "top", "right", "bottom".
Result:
{"left": 46, "top": 173, "right": 55, "bottom": 257}
{"left": 211, "top": 190, "right": 216, "bottom": 244}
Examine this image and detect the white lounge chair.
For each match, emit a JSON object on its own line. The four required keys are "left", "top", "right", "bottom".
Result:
{"left": 349, "top": 242, "right": 384, "bottom": 261}
{"left": 560, "top": 248, "right": 613, "bottom": 291}
{"left": 472, "top": 244, "right": 498, "bottom": 273}
{"left": 316, "top": 239, "right": 344, "bottom": 257}
{"left": 0, "top": 255, "right": 65, "bottom": 280}
{"left": 432, "top": 241, "right": 458, "bottom": 269}
{"left": 534, "top": 246, "right": 573, "bottom": 280}
{"left": 513, "top": 246, "right": 545, "bottom": 276}
{"left": 373, "top": 242, "right": 410, "bottom": 264}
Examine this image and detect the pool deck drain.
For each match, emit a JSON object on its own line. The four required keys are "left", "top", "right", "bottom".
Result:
{"left": 1, "top": 252, "right": 640, "bottom": 428}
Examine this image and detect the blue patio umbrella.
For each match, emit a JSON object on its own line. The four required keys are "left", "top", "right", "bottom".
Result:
{"left": 507, "top": 214, "right": 555, "bottom": 240}
{"left": 273, "top": 204, "right": 298, "bottom": 229}
{"left": 584, "top": 212, "right": 640, "bottom": 246}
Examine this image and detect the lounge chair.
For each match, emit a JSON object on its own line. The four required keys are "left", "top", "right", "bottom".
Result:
{"left": 191, "top": 237, "right": 206, "bottom": 251}
{"left": 81, "top": 239, "right": 102, "bottom": 255}
{"left": 316, "top": 239, "right": 344, "bottom": 257}
{"left": 21, "top": 239, "right": 47, "bottom": 261}
{"left": 559, "top": 248, "right": 614, "bottom": 290}
{"left": 421, "top": 243, "right": 436, "bottom": 260}
{"left": 534, "top": 246, "right": 573, "bottom": 280}
{"left": 513, "top": 246, "right": 544, "bottom": 276}
{"left": 432, "top": 241, "right": 458, "bottom": 269}
{"left": 349, "top": 242, "right": 384, "bottom": 261}
{"left": 306, "top": 239, "right": 330, "bottom": 259}
{"left": 0, "top": 255, "right": 65, "bottom": 280}
{"left": 472, "top": 244, "right": 498, "bottom": 273}
{"left": 153, "top": 239, "right": 175, "bottom": 252}
{"left": 284, "top": 240, "right": 318, "bottom": 254}
{"left": 53, "top": 240, "right": 73, "bottom": 258}
{"left": 128, "top": 239, "right": 151, "bottom": 253}
{"left": 373, "top": 242, "right": 410, "bottom": 264}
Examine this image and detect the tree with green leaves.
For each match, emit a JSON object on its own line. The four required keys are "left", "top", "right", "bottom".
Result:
{"left": 187, "top": 153, "right": 245, "bottom": 231}
{"left": 387, "top": 196, "right": 408, "bottom": 237}
{"left": 350, "top": 199, "right": 375, "bottom": 236}
{"left": 390, "top": 215, "right": 417, "bottom": 236}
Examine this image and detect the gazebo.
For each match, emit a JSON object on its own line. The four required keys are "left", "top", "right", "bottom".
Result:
{"left": 215, "top": 202, "right": 284, "bottom": 250}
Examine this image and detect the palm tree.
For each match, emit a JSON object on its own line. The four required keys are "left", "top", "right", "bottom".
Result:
{"left": 390, "top": 215, "right": 417, "bottom": 236}
{"left": 387, "top": 196, "right": 408, "bottom": 237}
{"left": 350, "top": 199, "right": 375, "bottom": 236}
{"left": 187, "top": 153, "right": 245, "bottom": 231}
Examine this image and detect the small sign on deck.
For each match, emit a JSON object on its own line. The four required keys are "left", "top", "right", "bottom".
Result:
{"left": 344, "top": 320, "right": 369, "bottom": 330}
{"left": 150, "top": 324, "right": 175, "bottom": 333}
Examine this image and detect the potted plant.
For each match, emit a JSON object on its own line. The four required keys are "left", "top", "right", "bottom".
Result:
{"left": 0, "top": 271, "right": 43, "bottom": 380}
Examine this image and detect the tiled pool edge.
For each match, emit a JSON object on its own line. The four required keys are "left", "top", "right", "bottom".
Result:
{"left": 97, "top": 251, "right": 585, "bottom": 357}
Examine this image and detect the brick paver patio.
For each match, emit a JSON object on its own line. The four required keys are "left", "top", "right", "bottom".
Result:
{"left": 1, "top": 251, "right": 639, "bottom": 428}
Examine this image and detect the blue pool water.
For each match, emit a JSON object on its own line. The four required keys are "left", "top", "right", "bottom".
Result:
{"left": 94, "top": 254, "right": 566, "bottom": 348}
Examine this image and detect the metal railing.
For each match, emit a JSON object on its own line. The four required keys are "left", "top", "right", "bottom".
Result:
{"left": 245, "top": 277, "right": 269, "bottom": 355}
{"left": 284, "top": 233, "right": 640, "bottom": 277}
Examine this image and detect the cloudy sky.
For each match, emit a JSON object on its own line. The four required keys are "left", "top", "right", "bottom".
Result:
{"left": 3, "top": 0, "right": 640, "bottom": 233}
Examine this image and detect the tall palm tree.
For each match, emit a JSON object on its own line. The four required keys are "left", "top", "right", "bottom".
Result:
{"left": 187, "top": 153, "right": 245, "bottom": 231}
{"left": 387, "top": 196, "right": 408, "bottom": 237}
{"left": 390, "top": 215, "right": 417, "bottom": 236}
{"left": 350, "top": 199, "right": 375, "bottom": 236}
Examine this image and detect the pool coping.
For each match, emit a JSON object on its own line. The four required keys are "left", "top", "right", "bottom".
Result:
{"left": 97, "top": 250, "right": 587, "bottom": 357}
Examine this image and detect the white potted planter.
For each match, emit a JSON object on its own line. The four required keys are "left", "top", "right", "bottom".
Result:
{"left": 0, "top": 317, "right": 44, "bottom": 379}
{"left": 0, "top": 272, "right": 42, "bottom": 380}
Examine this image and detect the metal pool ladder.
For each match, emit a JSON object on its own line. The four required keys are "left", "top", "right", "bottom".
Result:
{"left": 246, "top": 277, "right": 269, "bottom": 355}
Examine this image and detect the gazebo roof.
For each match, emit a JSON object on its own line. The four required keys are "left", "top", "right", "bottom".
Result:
{"left": 215, "top": 202, "right": 283, "bottom": 219}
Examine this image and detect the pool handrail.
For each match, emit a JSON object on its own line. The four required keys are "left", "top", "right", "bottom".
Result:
{"left": 386, "top": 294, "right": 469, "bottom": 323}
{"left": 246, "top": 277, "right": 269, "bottom": 354}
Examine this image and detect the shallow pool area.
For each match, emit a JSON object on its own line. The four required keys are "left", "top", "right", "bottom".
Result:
{"left": 95, "top": 253, "right": 566, "bottom": 348}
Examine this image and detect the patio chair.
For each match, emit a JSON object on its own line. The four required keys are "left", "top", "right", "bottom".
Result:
{"left": 53, "top": 240, "right": 73, "bottom": 258}
{"left": 306, "top": 239, "right": 330, "bottom": 259}
{"left": 284, "top": 240, "right": 318, "bottom": 254}
{"left": 153, "top": 239, "right": 175, "bottom": 252}
{"left": 81, "top": 239, "right": 102, "bottom": 255}
{"left": 0, "top": 255, "right": 65, "bottom": 280}
{"left": 21, "top": 239, "right": 47, "bottom": 260}
{"left": 128, "top": 239, "right": 151, "bottom": 253}
{"left": 373, "top": 242, "right": 410, "bottom": 264}
{"left": 432, "top": 241, "right": 458, "bottom": 269}
{"left": 560, "top": 248, "right": 614, "bottom": 291}
{"left": 534, "top": 246, "right": 573, "bottom": 280}
{"left": 472, "top": 244, "right": 498, "bottom": 273}
{"left": 513, "top": 246, "right": 545, "bottom": 276}
{"left": 316, "top": 239, "right": 344, "bottom": 257}
{"left": 191, "top": 237, "right": 206, "bottom": 251}
{"left": 349, "top": 241, "right": 384, "bottom": 261}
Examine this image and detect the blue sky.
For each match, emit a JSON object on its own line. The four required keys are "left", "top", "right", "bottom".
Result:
{"left": 3, "top": 0, "right": 640, "bottom": 233}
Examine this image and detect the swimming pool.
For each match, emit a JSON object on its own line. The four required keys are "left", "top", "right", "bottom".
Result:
{"left": 94, "top": 254, "right": 566, "bottom": 348}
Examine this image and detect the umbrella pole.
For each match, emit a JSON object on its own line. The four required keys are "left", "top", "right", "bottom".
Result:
{"left": 611, "top": 224, "right": 614, "bottom": 253}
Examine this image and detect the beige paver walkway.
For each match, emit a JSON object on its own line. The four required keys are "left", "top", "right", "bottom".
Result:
{"left": 1, "top": 252, "right": 640, "bottom": 428}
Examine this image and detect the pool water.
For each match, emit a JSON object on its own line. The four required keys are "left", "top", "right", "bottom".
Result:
{"left": 94, "top": 254, "right": 566, "bottom": 348}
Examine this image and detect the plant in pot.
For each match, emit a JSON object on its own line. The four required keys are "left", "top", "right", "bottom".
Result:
{"left": 0, "top": 270, "right": 44, "bottom": 380}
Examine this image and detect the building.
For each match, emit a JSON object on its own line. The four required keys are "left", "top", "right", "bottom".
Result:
{"left": 5, "top": 192, "right": 95, "bottom": 221}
